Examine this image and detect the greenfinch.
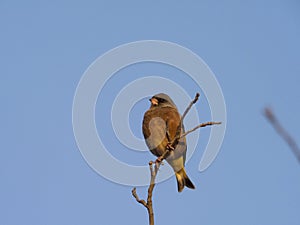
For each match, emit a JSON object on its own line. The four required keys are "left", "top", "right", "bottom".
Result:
{"left": 142, "top": 93, "right": 195, "bottom": 192}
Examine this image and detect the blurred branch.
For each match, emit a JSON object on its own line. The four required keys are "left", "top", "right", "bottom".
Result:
{"left": 264, "top": 107, "right": 300, "bottom": 163}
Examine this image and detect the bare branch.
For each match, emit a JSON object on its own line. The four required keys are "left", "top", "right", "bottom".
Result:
{"left": 132, "top": 162, "right": 161, "bottom": 225}
{"left": 132, "top": 188, "right": 148, "bottom": 208}
{"left": 180, "top": 121, "right": 222, "bottom": 139}
{"left": 264, "top": 107, "right": 300, "bottom": 163}
{"left": 181, "top": 92, "right": 200, "bottom": 121}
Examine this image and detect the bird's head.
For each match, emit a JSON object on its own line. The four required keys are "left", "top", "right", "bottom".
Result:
{"left": 149, "top": 93, "right": 177, "bottom": 109}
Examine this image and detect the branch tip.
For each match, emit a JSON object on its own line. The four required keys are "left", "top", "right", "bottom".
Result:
{"left": 193, "top": 93, "right": 200, "bottom": 103}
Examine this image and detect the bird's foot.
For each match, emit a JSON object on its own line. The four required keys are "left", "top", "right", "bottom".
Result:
{"left": 166, "top": 142, "right": 175, "bottom": 151}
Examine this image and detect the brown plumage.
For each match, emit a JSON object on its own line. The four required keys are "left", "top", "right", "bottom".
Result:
{"left": 142, "top": 93, "right": 195, "bottom": 192}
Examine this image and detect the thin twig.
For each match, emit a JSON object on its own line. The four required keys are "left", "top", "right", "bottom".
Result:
{"left": 173, "top": 93, "right": 200, "bottom": 148}
{"left": 180, "top": 121, "right": 222, "bottom": 139}
{"left": 181, "top": 92, "right": 200, "bottom": 121}
{"left": 264, "top": 107, "right": 300, "bottom": 163}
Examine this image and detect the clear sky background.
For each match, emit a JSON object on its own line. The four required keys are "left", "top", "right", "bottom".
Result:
{"left": 1, "top": 1, "right": 300, "bottom": 225}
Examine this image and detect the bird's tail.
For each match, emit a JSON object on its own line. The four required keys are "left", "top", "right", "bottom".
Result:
{"left": 175, "top": 168, "right": 195, "bottom": 192}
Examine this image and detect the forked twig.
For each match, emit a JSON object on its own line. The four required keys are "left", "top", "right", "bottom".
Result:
{"left": 173, "top": 93, "right": 221, "bottom": 147}
{"left": 132, "top": 157, "right": 169, "bottom": 225}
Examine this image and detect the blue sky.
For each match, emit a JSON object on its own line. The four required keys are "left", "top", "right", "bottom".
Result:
{"left": 1, "top": 1, "right": 300, "bottom": 225}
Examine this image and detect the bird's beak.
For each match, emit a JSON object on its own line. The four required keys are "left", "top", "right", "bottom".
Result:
{"left": 150, "top": 98, "right": 158, "bottom": 106}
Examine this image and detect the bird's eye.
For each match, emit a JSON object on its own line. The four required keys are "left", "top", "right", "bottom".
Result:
{"left": 158, "top": 98, "right": 166, "bottom": 103}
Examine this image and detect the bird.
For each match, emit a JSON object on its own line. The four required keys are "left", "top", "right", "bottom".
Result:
{"left": 142, "top": 93, "right": 195, "bottom": 192}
